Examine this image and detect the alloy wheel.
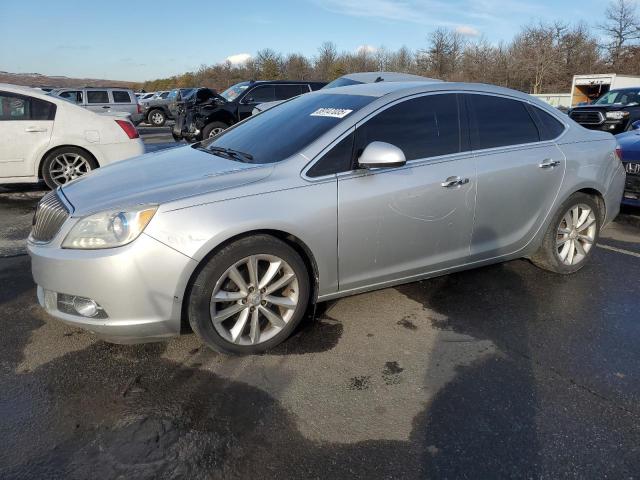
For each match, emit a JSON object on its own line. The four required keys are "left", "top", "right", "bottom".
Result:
{"left": 208, "top": 127, "right": 225, "bottom": 138}
{"left": 48, "top": 153, "right": 92, "bottom": 186}
{"left": 151, "top": 112, "right": 164, "bottom": 125}
{"left": 555, "top": 203, "right": 597, "bottom": 266}
{"left": 210, "top": 254, "right": 299, "bottom": 345}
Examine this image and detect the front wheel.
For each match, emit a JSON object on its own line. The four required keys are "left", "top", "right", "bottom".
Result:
{"left": 530, "top": 193, "right": 600, "bottom": 274}
{"left": 201, "top": 122, "right": 228, "bottom": 140}
{"left": 188, "top": 235, "right": 310, "bottom": 355}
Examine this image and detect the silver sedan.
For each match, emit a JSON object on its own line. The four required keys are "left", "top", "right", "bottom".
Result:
{"left": 28, "top": 81, "right": 626, "bottom": 354}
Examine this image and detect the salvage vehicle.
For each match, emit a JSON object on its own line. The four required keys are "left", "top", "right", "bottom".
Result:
{"left": 0, "top": 83, "right": 144, "bottom": 189}
{"left": 49, "top": 87, "right": 144, "bottom": 125}
{"left": 614, "top": 123, "right": 640, "bottom": 206}
{"left": 252, "top": 71, "right": 434, "bottom": 114}
{"left": 29, "top": 81, "right": 626, "bottom": 354}
{"left": 141, "top": 88, "right": 195, "bottom": 127}
{"left": 569, "top": 88, "right": 640, "bottom": 134}
{"left": 172, "top": 80, "right": 325, "bottom": 141}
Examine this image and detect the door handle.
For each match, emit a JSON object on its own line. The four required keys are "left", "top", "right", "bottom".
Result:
{"left": 24, "top": 126, "right": 47, "bottom": 133}
{"left": 539, "top": 159, "right": 560, "bottom": 169}
{"left": 441, "top": 176, "right": 470, "bottom": 188}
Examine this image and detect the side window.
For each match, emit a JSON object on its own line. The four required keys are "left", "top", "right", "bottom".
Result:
{"left": 307, "top": 132, "right": 355, "bottom": 177}
{"left": 112, "top": 91, "right": 132, "bottom": 103}
{"left": 274, "top": 85, "right": 306, "bottom": 100}
{"left": 529, "top": 105, "right": 566, "bottom": 140}
{"left": 245, "top": 85, "right": 275, "bottom": 104}
{"left": 30, "top": 98, "right": 57, "bottom": 120}
{"left": 160, "top": 92, "right": 170, "bottom": 99}
{"left": 355, "top": 94, "right": 462, "bottom": 161}
{"left": 467, "top": 94, "right": 540, "bottom": 149}
{"left": 59, "top": 90, "right": 82, "bottom": 103}
{"left": 87, "top": 90, "right": 109, "bottom": 104}
{"left": 0, "top": 94, "right": 29, "bottom": 120}
{"left": 0, "top": 93, "right": 56, "bottom": 121}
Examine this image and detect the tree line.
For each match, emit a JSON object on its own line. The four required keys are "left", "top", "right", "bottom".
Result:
{"left": 141, "top": 0, "right": 640, "bottom": 95}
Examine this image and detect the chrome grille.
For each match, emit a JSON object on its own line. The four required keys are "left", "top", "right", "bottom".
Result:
{"left": 569, "top": 110, "right": 604, "bottom": 125}
{"left": 31, "top": 191, "right": 70, "bottom": 243}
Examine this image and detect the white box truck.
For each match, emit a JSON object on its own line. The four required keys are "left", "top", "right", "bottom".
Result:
{"left": 570, "top": 73, "right": 640, "bottom": 106}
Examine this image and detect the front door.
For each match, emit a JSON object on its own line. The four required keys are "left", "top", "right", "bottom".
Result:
{"left": 337, "top": 93, "right": 477, "bottom": 292}
{"left": 237, "top": 85, "right": 276, "bottom": 120}
{"left": 0, "top": 92, "right": 54, "bottom": 178}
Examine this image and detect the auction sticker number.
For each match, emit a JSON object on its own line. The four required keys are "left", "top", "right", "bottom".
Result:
{"left": 310, "top": 108, "right": 353, "bottom": 119}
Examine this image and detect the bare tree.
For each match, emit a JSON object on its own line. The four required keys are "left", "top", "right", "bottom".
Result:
{"left": 314, "top": 42, "right": 338, "bottom": 81}
{"left": 598, "top": 0, "right": 640, "bottom": 66}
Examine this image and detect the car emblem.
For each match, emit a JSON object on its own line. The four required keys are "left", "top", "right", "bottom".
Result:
{"left": 625, "top": 162, "right": 640, "bottom": 174}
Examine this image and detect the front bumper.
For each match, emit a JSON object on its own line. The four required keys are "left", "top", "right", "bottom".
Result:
{"left": 28, "top": 233, "right": 198, "bottom": 343}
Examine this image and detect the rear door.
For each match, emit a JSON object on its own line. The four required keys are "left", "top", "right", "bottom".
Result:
{"left": 85, "top": 89, "right": 111, "bottom": 113}
{"left": 0, "top": 91, "right": 55, "bottom": 178}
{"left": 464, "top": 93, "right": 566, "bottom": 260}
{"left": 111, "top": 90, "right": 136, "bottom": 115}
{"left": 274, "top": 84, "right": 308, "bottom": 101}
{"left": 336, "top": 93, "right": 477, "bottom": 291}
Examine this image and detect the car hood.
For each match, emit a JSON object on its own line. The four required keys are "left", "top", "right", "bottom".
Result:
{"left": 616, "top": 131, "right": 640, "bottom": 161}
{"left": 61, "top": 145, "right": 273, "bottom": 216}
{"left": 570, "top": 104, "right": 636, "bottom": 112}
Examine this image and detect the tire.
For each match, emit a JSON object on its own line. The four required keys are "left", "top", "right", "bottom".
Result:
{"left": 530, "top": 193, "right": 601, "bottom": 274}
{"left": 147, "top": 109, "right": 166, "bottom": 127}
{"left": 201, "top": 122, "right": 228, "bottom": 140}
{"left": 41, "top": 147, "right": 98, "bottom": 189}
{"left": 188, "top": 235, "right": 310, "bottom": 355}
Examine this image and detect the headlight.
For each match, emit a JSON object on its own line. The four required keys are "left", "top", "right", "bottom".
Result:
{"left": 62, "top": 205, "right": 158, "bottom": 249}
{"left": 606, "top": 111, "right": 629, "bottom": 120}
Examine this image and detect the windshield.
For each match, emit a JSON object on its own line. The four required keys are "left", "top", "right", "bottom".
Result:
{"left": 200, "top": 93, "right": 375, "bottom": 164}
{"left": 220, "top": 82, "right": 250, "bottom": 102}
{"left": 594, "top": 89, "right": 640, "bottom": 106}
{"left": 322, "top": 77, "right": 363, "bottom": 89}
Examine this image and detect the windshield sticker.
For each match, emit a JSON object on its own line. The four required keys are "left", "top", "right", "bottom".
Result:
{"left": 310, "top": 108, "right": 353, "bottom": 118}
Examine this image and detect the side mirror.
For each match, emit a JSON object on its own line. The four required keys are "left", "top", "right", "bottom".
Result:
{"left": 243, "top": 97, "right": 255, "bottom": 105}
{"left": 358, "top": 141, "right": 406, "bottom": 169}
{"left": 632, "top": 120, "right": 640, "bottom": 130}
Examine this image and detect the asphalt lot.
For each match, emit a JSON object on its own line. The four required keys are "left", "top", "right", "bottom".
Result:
{"left": 1, "top": 129, "right": 640, "bottom": 478}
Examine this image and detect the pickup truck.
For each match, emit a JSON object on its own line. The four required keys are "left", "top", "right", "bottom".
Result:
{"left": 172, "top": 80, "right": 325, "bottom": 141}
{"left": 141, "top": 88, "right": 196, "bottom": 127}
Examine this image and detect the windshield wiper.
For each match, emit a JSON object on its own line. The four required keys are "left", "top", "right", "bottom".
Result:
{"left": 195, "top": 145, "right": 254, "bottom": 162}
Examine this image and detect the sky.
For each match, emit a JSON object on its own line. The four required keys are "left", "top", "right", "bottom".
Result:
{"left": 0, "top": 0, "right": 609, "bottom": 82}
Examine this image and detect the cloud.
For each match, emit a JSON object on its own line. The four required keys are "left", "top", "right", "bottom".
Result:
{"left": 311, "top": 0, "right": 547, "bottom": 29}
{"left": 226, "top": 53, "right": 252, "bottom": 65}
{"left": 356, "top": 45, "right": 378, "bottom": 54}
{"left": 455, "top": 25, "right": 480, "bottom": 37}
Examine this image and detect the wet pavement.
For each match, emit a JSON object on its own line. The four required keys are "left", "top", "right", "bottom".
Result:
{"left": 1, "top": 140, "right": 640, "bottom": 477}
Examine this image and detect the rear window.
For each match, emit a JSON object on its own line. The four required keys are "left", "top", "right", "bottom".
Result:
{"left": 112, "top": 91, "right": 132, "bottom": 103}
{"left": 202, "top": 93, "right": 375, "bottom": 164}
{"left": 87, "top": 90, "right": 109, "bottom": 103}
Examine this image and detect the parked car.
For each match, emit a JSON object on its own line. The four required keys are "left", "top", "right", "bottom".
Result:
{"left": 138, "top": 92, "right": 156, "bottom": 102}
{"left": 49, "top": 87, "right": 144, "bottom": 125}
{"left": 28, "top": 81, "right": 625, "bottom": 354}
{"left": 0, "top": 83, "right": 144, "bottom": 189}
{"left": 568, "top": 88, "right": 640, "bottom": 134}
{"left": 141, "top": 88, "right": 195, "bottom": 127}
{"left": 252, "top": 71, "right": 435, "bottom": 114}
{"left": 172, "top": 80, "right": 325, "bottom": 141}
{"left": 615, "top": 124, "right": 640, "bottom": 206}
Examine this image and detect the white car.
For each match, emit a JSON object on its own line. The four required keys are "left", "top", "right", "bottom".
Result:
{"left": 0, "top": 84, "right": 144, "bottom": 189}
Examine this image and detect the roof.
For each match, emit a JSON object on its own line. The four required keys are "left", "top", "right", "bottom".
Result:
{"left": 341, "top": 71, "right": 438, "bottom": 83}
{"left": 314, "top": 80, "right": 554, "bottom": 110}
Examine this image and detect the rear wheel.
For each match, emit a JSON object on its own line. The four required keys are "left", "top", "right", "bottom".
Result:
{"left": 147, "top": 109, "right": 166, "bottom": 127}
{"left": 188, "top": 235, "right": 310, "bottom": 355}
{"left": 530, "top": 193, "right": 600, "bottom": 274}
{"left": 201, "top": 121, "right": 228, "bottom": 140}
{"left": 41, "top": 147, "right": 98, "bottom": 189}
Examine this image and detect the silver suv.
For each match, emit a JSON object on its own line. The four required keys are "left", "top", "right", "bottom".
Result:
{"left": 49, "top": 87, "right": 143, "bottom": 125}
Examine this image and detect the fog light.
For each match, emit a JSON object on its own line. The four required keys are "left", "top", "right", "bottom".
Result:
{"left": 73, "top": 297, "right": 99, "bottom": 317}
